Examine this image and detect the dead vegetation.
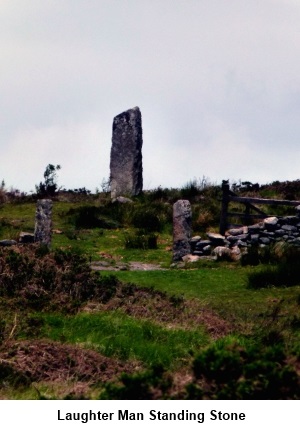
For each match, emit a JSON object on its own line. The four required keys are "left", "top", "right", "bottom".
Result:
{"left": 0, "top": 340, "right": 142, "bottom": 399}
{"left": 83, "top": 284, "right": 230, "bottom": 338}
{"left": 0, "top": 340, "right": 140, "bottom": 383}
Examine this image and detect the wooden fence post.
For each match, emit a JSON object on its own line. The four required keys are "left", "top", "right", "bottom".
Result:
{"left": 220, "top": 180, "right": 229, "bottom": 235}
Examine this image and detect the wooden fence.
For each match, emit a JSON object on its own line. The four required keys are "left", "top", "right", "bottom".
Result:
{"left": 219, "top": 181, "right": 300, "bottom": 235}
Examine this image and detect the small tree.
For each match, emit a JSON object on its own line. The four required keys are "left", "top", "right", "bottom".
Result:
{"left": 36, "top": 164, "right": 61, "bottom": 197}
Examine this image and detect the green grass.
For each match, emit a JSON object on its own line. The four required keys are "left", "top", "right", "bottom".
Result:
{"left": 51, "top": 228, "right": 172, "bottom": 264}
{"left": 112, "top": 267, "right": 300, "bottom": 347}
{"left": 112, "top": 265, "right": 297, "bottom": 303}
{"left": 0, "top": 201, "right": 173, "bottom": 263}
{"left": 37, "top": 312, "right": 208, "bottom": 368}
{"left": 0, "top": 202, "right": 36, "bottom": 239}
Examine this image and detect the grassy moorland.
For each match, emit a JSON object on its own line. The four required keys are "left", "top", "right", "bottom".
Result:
{"left": 0, "top": 180, "right": 300, "bottom": 399}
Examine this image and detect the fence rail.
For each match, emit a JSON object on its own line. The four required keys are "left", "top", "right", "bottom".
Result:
{"left": 219, "top": 181, "right": 300, "bottom": 235}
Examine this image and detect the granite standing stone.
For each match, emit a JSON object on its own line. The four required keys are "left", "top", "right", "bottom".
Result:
{"left": 34, "top": 199, "right": 53, "bottom": 246}
{"left": 173, "top": 200, "right": 192, "bottom": 261}
{"left": 110, "top": 106, "right": 143, "bottom": 199}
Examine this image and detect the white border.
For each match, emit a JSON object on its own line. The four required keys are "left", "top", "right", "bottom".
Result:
{"left": 0, "top": 400, "right": 299, "bottom": 429}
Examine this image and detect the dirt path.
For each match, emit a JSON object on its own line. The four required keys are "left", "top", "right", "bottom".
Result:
{"left": 90, "top": 261, "right": 164, "bottom": 271}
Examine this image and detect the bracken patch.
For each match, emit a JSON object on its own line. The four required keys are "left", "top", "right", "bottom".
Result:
{"left": 82, "top": 284, "right": 230, "bottom": 339}
{"left": 0, "top": 340, "right": 141, "bottom": 388}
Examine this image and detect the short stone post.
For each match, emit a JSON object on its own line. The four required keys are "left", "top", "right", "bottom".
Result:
{"left": 110, "top": 106, "right": 143, "bottom": 199}
{"left": 172, "top": 200, "right": 192, "bottom": 261}
{"left": 34, "top": 199, "right": 53, "bottom": 246}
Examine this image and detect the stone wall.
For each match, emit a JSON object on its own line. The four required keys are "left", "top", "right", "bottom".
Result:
{"left": 190, "top": 210, "right": 300, "bottom": 259}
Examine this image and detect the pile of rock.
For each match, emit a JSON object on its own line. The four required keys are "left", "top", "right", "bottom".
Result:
{"left": 189, "top": 212, "right": 300, "bottom": 261}
{"left": 190, "top": 233, "right": 226, "bottom": 256}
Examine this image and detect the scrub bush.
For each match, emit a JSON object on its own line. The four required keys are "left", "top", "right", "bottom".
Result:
{"left": 186, "top": 342, "right": 300, "bottom": 400}
{"left": 0, "top": 246, "right": 120, "bottom": 311}
{"left": 124, "top": 231, "right": 158, "bottom": 249}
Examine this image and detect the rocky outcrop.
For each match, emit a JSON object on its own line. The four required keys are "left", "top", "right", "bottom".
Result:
{"left": 110, "top": 107, "right": 143, "bottom": 199}
{"left": 173, "top": 200, "right": 192, "bottom": 261}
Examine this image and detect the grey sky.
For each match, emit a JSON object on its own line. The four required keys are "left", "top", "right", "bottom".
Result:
{"left": 1, "top": 0, "right": 300, "bottom": 192}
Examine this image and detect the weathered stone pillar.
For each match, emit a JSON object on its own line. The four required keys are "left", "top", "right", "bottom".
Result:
{"left": 110, "top": 106, "right": 143, "bottom": 199}
{"left": 173, "top": 200, "right": 192, "bottom": 261}
{"left": 34, "top": 199, "right": 53, "bottom": 246}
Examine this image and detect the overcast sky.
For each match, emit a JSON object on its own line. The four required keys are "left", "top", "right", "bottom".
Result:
{"left": 1, "top": 0, "right": 300, "bottom": 193}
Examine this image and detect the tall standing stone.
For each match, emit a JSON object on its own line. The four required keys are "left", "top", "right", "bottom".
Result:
{"left": 110, "top": 106, "right": 143, "bottom": 199}
{"left": 173, "top": 200, "right": 192, "bottom": 261}
{"left": 34, "top": 199, "right": 53, "bottom": 246}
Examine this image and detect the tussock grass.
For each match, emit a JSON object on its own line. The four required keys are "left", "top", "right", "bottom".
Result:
{"left": 39, "top": 312, "right": 208, "bottom": 368}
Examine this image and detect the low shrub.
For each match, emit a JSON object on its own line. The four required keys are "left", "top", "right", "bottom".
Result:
{"left": 247, "top": 261, "right": 300, "bottom": 289}
{"left": 0, "top": 246, "right": 120, "bottom": 311}
{"left": 99, "top": 341, "right": 300, "bottom": 399}
{"left": 67, "top": 206, "right": 120, "bottom": 229}
{"left": 186, "top": 342, "right": 300, "bottom": 399}
{"left": 240, "top": 245, "right": 260, "bottom": 266}
{"left": 124, "top": 231, "right": 158, "bottom": 250}
{"left": 0, "top": 363, "right": 30, "bottom": 389}
{"left": 180, "top": 180, "right": 199, "bottom": 200}
{"left": 131, "top": 207, "right": 162, "bottom": 232}
{"left": 144, "top": 187, "right": 172, "bottom": 202}
{"left": 242, "top": 242, "right": 300, "bottom": 268}
{"left": 99, "top": 365, "right": 171, "bottom": 400}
